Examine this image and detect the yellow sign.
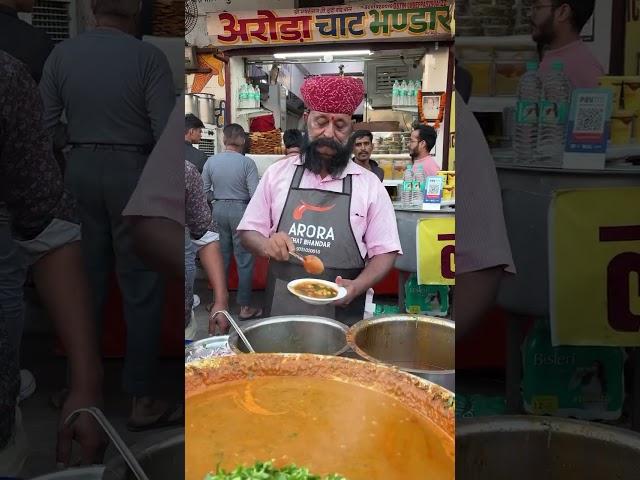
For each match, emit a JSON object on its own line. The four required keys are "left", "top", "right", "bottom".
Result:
{"left": 207, "top": 1, "right": 453, "bottom": 47}
{"left": 417, "top": 216, "right": 455, "bottom": 285}
{"left": 550, "top": 188, "right": 640, "bottom": 346}
{"left": 448, "top": 91, "right": 455, "bottom": 170}
{"left": 626, "top": 0, "right": 640, "bottom": 74}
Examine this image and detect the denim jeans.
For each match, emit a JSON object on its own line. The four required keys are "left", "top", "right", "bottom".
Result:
{"left": 0, "top": 222, "right": 26, "bottom": 363}
{"left": 185, "top": 229, "right": 197, "bottom": 327}
{"left": 211, "top": 201, "right": 255, "bottom": 306}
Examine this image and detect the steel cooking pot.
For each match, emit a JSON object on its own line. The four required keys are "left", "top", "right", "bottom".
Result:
{"left": 457, "top": 415, "right": 640, "bottom": 479}
{"left": 227, "top": 315, "right": 349, "bottom": 356}
{"left": 347, "top": 315, "right": 455, "bottom": 392}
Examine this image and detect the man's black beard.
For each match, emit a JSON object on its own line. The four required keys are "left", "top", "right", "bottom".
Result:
{"left": 531, "top": 15, "right": 555, "bottom": 46}
{"left": 301, "top": 135, "right": 353, "bottom": 177}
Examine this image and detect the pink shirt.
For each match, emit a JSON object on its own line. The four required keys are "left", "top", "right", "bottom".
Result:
{"left": 413, "top": 154, "right": 440, "bottom": 176}
{"left": 238, "top": 156, "right": 402, "bottom": 259}
{"left": 540, "top": 40, "right": 605, "bottom": 89}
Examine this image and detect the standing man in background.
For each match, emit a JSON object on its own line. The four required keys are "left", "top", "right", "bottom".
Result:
{"left": 184, "top": 114, "right": 207, "bottom": 173}
{"left": 351, "top": 130, "right": 384, "bottom": 182}
{"left": 409, "top": 125, "right": 440, "bottom": 176}
{"left": 202, "top": 124, "right": 261, "bottom": 320}
{"left": 39, "top": 0, "right": 179, "bottom": 431}
{"left": 530, "top": 0, "right": 603, "bottom": 88}
{"left": 282, "top": 129, "right": 303, "bottom": 159}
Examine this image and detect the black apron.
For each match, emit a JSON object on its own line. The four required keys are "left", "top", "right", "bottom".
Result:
{"left": 265, "top": 165, "right": 366, "bottom": 325}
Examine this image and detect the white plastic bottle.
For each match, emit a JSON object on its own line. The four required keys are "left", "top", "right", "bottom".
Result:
{"left": 238, "top": 83, "right": 246, "bottom": 109}
{"left": 412, "top": 165, "right": 425, "bottom": 207}
{"left": 538, "top": 61, "right": 572, "bottom": 166}
{"left": 400, "top": 80, "right": 408, "bottom": 106}
{"left": 251, "top": 85, "right": 258, "bottom": 108}
{"left": 407, "top": 80, "right": 415, "bottom": 107}
{"left": 514, "top": 61, "right": 542, "bottom": 164}
{"left": 401, "top": 164, "right": 414, "bottom": 207}
{"left": 392, "top": 80, "right": 400, "bottom": 107}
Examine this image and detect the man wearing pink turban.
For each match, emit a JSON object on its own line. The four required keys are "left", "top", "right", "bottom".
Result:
{"left": 238, "top": 75, "right": 402, "bottom": 325}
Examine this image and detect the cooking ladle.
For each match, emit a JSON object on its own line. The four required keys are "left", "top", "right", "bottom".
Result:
{"left": 65, "top": 406, "right": 149, "bottom": 480}
{"left": 213, "top": 310, "right": 256, "bottom": 353}
{"left": 289, "top": 251, "right": 325, "bottom": 275}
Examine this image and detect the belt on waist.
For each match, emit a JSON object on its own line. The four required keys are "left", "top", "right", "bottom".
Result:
{"left": 213, "top": 199, "right": 249, "bottom": 203}
{"left": 70, "top": 143, "right": 153, "bottom": 154}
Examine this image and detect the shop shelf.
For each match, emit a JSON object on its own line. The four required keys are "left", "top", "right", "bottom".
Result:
{"left": 392, "top": 106, "right": 419, "bottom": 114}
{"left": 468, "top": 96, "right": 516, "bottom": 113}
{"left": 606, "top": 144, "right": 640, "bottom": 160}
{"left": 236, "top": 107, "right": 271, "bottom": 117}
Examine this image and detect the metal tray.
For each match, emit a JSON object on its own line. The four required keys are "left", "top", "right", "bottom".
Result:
{"left": 185, "top": 335, "right": 234, "bottom": 363}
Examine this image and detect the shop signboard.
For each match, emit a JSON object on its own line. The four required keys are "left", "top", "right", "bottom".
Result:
{"left": 549, "top": 187, "right": 640, "bottom": 346}
{"left": 563, "top": 88, "right": 612, "bottom": 170}
{"left": 417, "top": 216, "right": 455, "bottom": 286}
{"left": 206, "top": 1, "right": 453, "bottom": 48}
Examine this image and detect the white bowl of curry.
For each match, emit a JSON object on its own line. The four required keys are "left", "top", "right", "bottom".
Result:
{"left": 287, "top": 278, "right": 347, "bottom": 305}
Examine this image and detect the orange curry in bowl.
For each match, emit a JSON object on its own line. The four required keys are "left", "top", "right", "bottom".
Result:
{"left": 185, "top": 354, "right": 454, "bottom": 480}
{"left": 291, "top": 281, "right": 338, "bottom": 299}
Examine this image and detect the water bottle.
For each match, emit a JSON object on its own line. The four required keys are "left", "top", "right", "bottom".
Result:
{"left": 538, "top": 61, "right": 572, "bottom": 166}
{"left": 407, "top": 80, "right": 416, "bottom": 107}
{"left": 401, "top": 165, "right": 414, "bottom": 207}
{"left": 514, "top": 62, "right": 542, "bottom": 164}
{"left": 254, "top": 85, "right": 261, "bottom": 108}
{"left": 400, "top": 80, "right": 408, "bottom": 106}
{"left": 238, "top": 83, "right": 246, "bottom": 109}
{"left": 412, "top": 165, "right": 425, "bottom": 207}
{"left": 392, "top": 80, "right": 400, "bottom": 107}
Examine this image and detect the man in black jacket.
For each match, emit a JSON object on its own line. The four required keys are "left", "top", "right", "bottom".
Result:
{"left": 185, "top": 113, "right": 208, "bottom": 173}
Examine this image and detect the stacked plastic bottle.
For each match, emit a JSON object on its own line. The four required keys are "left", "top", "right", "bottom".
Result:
{"left": 412, "top": 165, "right": 425, "bottom": 207}
{"left": 239, "top": 83, "right": 260, "bottom": 109}
{"left": 538, "top": 61, "right": 572, "bottom": 165}
{"left": 253, "top": 85, "right": 261, "bottom": 108}
{"left": 392, "top": 80, "right": 400, "bottom": 107}
{"left": 399, "top": 80, "right": 408, "bottom": 106}
{"left": 401, "top": 164, "right": 414, "bottom": 207}
{"left": 514, "top": 62, "right": 542, "bottom": 164}
{"left": 407, "top": 81, "right": 415, "bottom": 106}
{"left": 393, "top": 80, "right": 421, "bottom": 107}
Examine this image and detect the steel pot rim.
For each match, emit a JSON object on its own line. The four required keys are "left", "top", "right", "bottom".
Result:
{"left": 186, "top": 353, "right": 455, "bottom": 440}
{"left": 456, "top": 414, "right": 640, "bottom": 447}
{"left": 346, "top": 314, "right": 456, "bottom": 376}
{"left": 227, "top": 315, "right": 350, "bottom": 356}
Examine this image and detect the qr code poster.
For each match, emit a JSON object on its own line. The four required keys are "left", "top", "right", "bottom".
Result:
{"left": 574, "top": 93, "right": 607, "bottom": 135}
{"left": 424, "top": 176, "right": 443, "bottom": 203}
{"left": 565, "top": 89, "right": 612, "bottom": 155}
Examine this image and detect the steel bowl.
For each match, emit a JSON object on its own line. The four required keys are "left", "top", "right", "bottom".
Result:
{"left": 456, "top": 416, "right": 640, "bottom": 479}
{"left": 227, "top": 315, "right": 349, "bottom": 356}
{"left": 347, "top": 315, "right": 455, "bottom": 391}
